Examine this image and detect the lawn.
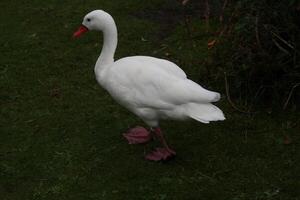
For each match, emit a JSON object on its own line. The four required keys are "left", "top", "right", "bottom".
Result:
{"left": 0, "top": 0, "right": 299, "bottom": 199}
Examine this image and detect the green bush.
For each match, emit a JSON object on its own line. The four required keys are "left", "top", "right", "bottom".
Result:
{"left": 207, "top": 0, "right": 300, "bottom": 110}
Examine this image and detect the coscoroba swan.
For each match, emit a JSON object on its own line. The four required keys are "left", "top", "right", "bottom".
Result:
{"left": 73, "top": 10, "right": 225, "bottom": 161}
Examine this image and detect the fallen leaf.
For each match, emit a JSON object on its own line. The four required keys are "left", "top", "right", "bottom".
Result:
{"left": 208, "top": 39, "right": 217, "bottom": 49}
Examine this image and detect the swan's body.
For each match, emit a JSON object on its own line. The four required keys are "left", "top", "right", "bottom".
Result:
{"left": 99, "top": 56, "right": 224, "bottom": 127}
{"left": 74, "top": 10, "right": 225, "bottom": 161}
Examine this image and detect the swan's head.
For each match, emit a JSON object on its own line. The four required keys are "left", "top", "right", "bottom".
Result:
{"left": 73, "top": 10, "right": 113, "bottom": 38}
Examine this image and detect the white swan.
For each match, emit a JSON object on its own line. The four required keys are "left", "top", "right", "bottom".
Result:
{"left": 73, "top": 10, "right": 225, "bottom": 161}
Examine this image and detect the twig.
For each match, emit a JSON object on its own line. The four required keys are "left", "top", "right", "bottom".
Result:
{"left": 182, "top": 2, "right": 192, "bottom": 38}
{"left": 213, "top": 5, "right": 238, "bottom": 43}
{"left": 255, "top": 13, "right": 262, "bottom": 49}
{"left": 283, "top": 82, "right": 300, "bottom": 110}
{"left": 253, "top": 85, "right": 266, "bottom": 100}
{"left": 224, "top": 72, "right": 252, "bottom": 114}
{"left": 269, "top": 29, "right": 300, "bottom": 54}
{"left": 272, "top": 38, "right": 291, "bottom": 55}
{"left": 204, "top": 0, "right": 210, "bottom": 32}
{"left": 219, "top": 0, "right": 228, "bottom": 23}
{"left": 271, "top": 30, "right": 295, "bottom": 50}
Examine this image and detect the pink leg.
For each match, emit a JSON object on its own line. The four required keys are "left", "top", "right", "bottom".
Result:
{"left": 145, "top": 127, "right": 176, "bottom": 161}
{"left": 123, "top": 126, "right": 152, "bottom": 144}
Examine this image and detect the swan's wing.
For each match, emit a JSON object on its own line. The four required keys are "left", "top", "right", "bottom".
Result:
{"left": 105, "top": 56, "right": 220, "bottom": 109}
{"left": 132, "top": 56, "right": 187, "bottom": 79}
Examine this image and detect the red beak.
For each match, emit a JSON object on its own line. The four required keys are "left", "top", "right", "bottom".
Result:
{"left": 73, "top": 25, "right": 89, "bottom": 38}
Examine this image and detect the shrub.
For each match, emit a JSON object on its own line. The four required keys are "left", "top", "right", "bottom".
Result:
{"left": 203, "top": 0, "right": 300, "bottom": 110}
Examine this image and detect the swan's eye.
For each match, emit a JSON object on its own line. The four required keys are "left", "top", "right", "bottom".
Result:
{"left": 87, "top": 18, "right": 91, "bottom": 22}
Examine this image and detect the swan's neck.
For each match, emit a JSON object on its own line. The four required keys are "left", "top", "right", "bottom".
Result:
{"left": 95, "top": 20, "right": 118, "bottom": 71}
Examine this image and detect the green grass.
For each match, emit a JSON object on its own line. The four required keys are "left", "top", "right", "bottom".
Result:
{"left": 1, "top": 0, "right": 299, "bottom": 199}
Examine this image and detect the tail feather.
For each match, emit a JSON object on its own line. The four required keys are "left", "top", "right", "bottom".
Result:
{"left": 186, "top": 103, "right": 225, "bottom": 123}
